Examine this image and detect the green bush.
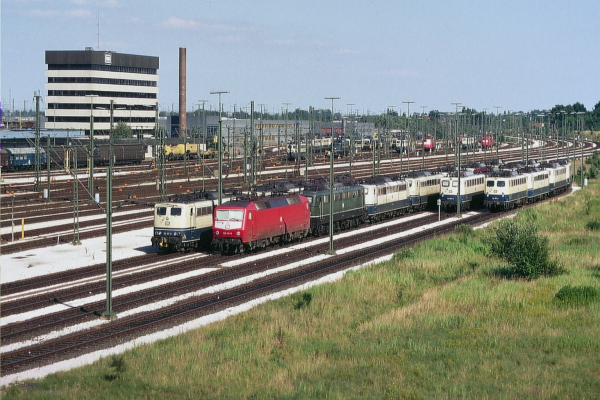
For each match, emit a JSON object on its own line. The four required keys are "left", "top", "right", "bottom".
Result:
{"left": 554, "top": 285, "right": 599, "bottom": 306}
{"left": 585, "top": 219, "right": 600, "bottom": 231}
{"left": 394, "top": 247, "right": 415, "bottom": 261}
{"left": 292, "top": 292, "right": 313, "bottom": 310}
{"left": 487, "top": 218, "right": 560, "bottom": 279}
{"left": 586, "top": 152, "right": 600, "bottom": 169}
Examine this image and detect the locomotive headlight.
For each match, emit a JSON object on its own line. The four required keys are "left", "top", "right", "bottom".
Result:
{"left": 215, "top": 231, "right": 220, "bottom": 236}
{"left": 236, "top": 231, "right": 240, "bottom": 236}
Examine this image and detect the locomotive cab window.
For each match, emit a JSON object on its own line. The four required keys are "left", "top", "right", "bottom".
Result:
{"left": 497, "top": 181, "right": 505, "bottom": 187}
{"left": 170, "top": 207, "right": 182, "bottom": 216}
{"left": 157, "top": 207, "right": 167, "bottom": 216}
{"left": 442, "top": 180, "right": 449, "bottom": 187}
{"left": 487, "top": 181, "right": 494, "bottom": 187}
{"left": 216, "top": 209, "right": 244, "bottom": 221}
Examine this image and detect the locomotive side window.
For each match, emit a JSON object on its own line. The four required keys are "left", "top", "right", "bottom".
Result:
{"left": 171, "top": 207, "right": 182, "bottom": 216}
{"left": 157, "top": 207, "right": 167, "bottom": 216}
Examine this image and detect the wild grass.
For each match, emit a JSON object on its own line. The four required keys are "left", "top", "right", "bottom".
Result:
{"left": 3, "top": 182, "right": 600, "bottom": 399}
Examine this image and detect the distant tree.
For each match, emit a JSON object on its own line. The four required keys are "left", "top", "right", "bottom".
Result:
{"left": 112, "top": 121, "right": 133, "bottom": 139}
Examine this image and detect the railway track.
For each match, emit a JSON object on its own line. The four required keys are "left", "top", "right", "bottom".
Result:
{"left": 0, "top": 136, "right": 588, "bottom": 379}
{"left": 0, "top": 209, "right": 492, "bottom": 376}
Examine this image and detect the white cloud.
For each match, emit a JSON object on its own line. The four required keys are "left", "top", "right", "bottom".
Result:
{"left": 160, "top": 16, "right": 199, "bottom": 30}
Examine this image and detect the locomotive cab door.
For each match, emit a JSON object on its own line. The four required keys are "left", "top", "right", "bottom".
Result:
{"left": 188, "top": 206, "right": 194, "bottom": 231}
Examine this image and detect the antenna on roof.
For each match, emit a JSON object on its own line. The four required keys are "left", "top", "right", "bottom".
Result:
{"left": 96, "top": 0, "right": 100, "bottom": 50}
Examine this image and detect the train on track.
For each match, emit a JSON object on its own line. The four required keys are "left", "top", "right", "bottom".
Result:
{"left": 163, "top": 143, "right": 217, "bottom": 160}
{"left": 152, "top": 157, "right": 572, "bottom": 254}
{"left": 1, "top": 143, "right": 147, "bottom": 171}
{"left": 484, "top": 160, "right": 570, "bottom": 211}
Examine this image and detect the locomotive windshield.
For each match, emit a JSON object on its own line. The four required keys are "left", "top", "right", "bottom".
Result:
{"left": 216, "top": 209, "right": 244, "bottom": 221}
{"left": 441, "top": 180, "right": 449, "bottom": 187}
{"left": 170, "top": 207, "right": 182, "bottom": 216}
{"left": 156, "top": 207, "right": 167, "bottom": 216}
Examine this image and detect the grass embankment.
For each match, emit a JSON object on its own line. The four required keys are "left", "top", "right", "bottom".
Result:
{"left": 4, "top": 183, "right": 600, "bottom": 399}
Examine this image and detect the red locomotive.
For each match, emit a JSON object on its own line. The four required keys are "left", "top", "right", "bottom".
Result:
{"left": 423, "top": 137, "right": 436, "bottom": 152}
{"left": 481, "top": 135, "right": 496, "bottom": 149}
{"left": 211, "top": 194, "right": 310, "bottom": 254}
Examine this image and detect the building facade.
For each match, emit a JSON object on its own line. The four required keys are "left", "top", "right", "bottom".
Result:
{"left": 45, "top": 48, "right": 159, "bottom": 136}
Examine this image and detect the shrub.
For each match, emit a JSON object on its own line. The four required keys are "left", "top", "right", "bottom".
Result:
{"left": 585, "top": 219, "right": 600, "bottom": 231}
{"left": 487, "top": 218, "right": 560, "bottom": 279}
{"left": 105, "top": 355, "right": 127, "bottom": 381}
{"left": 394, "top": 247, "right": 415, "bottom": 261}
{"left": 292, "top": 292, "right": 313, "bottom": 310}
{"left": 588, "top": 165, "right": 598, "bottom": 179}
{"left": 554, "top": 285, "right": 599, "bottom": 306}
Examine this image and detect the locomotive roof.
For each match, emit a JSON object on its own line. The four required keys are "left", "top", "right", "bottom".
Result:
{"left": 489, "top": 170, "right": 520, "bottom": 178}
{"left": 301, "top": 183, "right": 363, "bottom": 194}
{"left": 218, "top": 194, "right": 305, "bottom": 210}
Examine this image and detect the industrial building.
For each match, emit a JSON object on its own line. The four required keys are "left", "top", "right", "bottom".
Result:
{"left": 44, "top": 48, "right": 159, "bottom": 136}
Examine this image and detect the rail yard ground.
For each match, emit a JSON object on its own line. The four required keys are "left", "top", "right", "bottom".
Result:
{"left": 2, "top": 185, "right": 600, "bottom": 399}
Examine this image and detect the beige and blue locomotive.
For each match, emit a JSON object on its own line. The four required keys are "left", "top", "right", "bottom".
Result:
{"left": 440, "top": 171, "right": 486, "bottom": 211}
{"left": 362, "top": 176, "right": 410, "bottom": 222}
{"left": 485, "top": 170, "right": 529, "bottom": 211}
{"left": 152, "top": 192, "right": 220, "bottom": 252}
{"left": 540, "top": 160, "right": 571, "bottom": 196}
{"left": 484, "top": 161, "right": 570, "bottom": 211}
{"left": 406, "top": 170, "right": 445, "bottom": 210}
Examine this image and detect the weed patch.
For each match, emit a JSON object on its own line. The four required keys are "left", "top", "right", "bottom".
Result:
{"left": 585, "top": 218, "right": 600, "bottom": 231}
{"left": 554, "top": 285, "right": 599, "bottom": 307}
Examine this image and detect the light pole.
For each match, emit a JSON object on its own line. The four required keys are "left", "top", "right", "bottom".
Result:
{"left": 325, "top": 96, "right": 340, "bottom": 256}
{"left": 283, "top": 103, "right": 291, "bottom": 159}
{"left": 197, "top": 99, "right": 209, "bottom": 163}
{"left": 402, "top": 101, "right": 414, "bottom": 174}
{"left": 577, "top": 111, "right": 585, "bottom": 185}
{"left": 452, "top": 103, "right": 462, "bottom": 218}
{"left": 258, "top": 103, "right": 267, "bottom": 179}
{"left": 211, "top": 91, "right": 229, "bottom": 205}
{"left": 494, "top": 106, "right": 502, "bottom": 160}
{"left": 420, "top": 105, "right": 427, "bottom": 169}
{"left": 101, "top": 99, "right": 119, "bottom": 320}
{"left": 86, "top": 94, "right": 98, "bottom": 201}
{"left": 348, "top": 103, "right": 355, "bottom": 177}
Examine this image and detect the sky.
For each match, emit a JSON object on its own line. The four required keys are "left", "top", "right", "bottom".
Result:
{"left": 1, "top": 0, "right": 599, "bottom": 116}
